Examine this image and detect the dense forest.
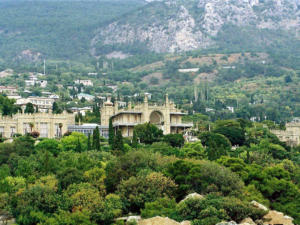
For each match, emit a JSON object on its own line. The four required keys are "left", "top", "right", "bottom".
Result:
{"left": 0, "top": 1, "right": 300, "bottom": 224}
{"left": 0, "top": 104, "right": 299, "bottom": 224}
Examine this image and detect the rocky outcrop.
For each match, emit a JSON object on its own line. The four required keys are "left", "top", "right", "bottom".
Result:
{"left": 138, "top": 216, "right": 190, "bottom": 225}
{"left": 263, "top": 210, "right": 294, "bottom": 225}
{"left": 250, "top": 201, "right": 268, "bottom": 212}
{"left": 240, "top": 217, "right": 256, "bottom": 225}
{"left": 92, "top": 0, "right": 300, "bottom": 55}
{"left": 182, "top": 193, "right": 204, "bottom": 202}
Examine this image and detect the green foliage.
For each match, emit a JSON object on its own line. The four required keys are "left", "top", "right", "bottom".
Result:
{"left": 141, "top": 197, "right": 177, "bottom": 219}
{"left": 35, "top": 139, "right": 61, "bottom": 156}
{"left": 60, "top": 132, "right": 88, "bottom": 152}
{"left": 52, "top": 102, "right": 62, "bottom": 114}
{"left": 24, "top": 103, "right": 35, "bottom": 114}
{"left": 176, "top": 194, "right": 266, "bottom": 225}
{"left": 0, "top": 116, "right": 298, "bottom": 224}
{"left": 92, "top": 127, "right": 101, "bottom": 151}
{"left": 112, "top": 130, "right": 124, "bottom": 151}
{"left": 199, "top": 132, "right": 231, "bottom": 160}
{"left": 117, "top": 172, "right": 177, "bottom": 212}
{"left": 134, "top": 123, "right": 163, "bottom": 145}
{"left": 163, "top": 134, "right": 185, "bottom": 148}
{"left": 166, "top": 160, "right": 244, "bottom": 199}
{"left": 0, "top": 95, "right": 18, "bottom": 116}
{"left": 109, "top": 118, "right": 114, "bottom": 146}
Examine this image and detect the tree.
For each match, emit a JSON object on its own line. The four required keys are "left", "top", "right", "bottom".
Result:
{"left": 75, "top": 137, "right": 82, "bottom": 152}
{"left": 163, "top": 134, "right": 185, "bottom": 148}
{"left": 117, "top": 172, "right": 177, "bottom": 212}
{"left": 132, "top": 130, "right": 138, "bottom": 148}
{"left": 25, "top": 103, "right": 35, "bottom": 114}
{"left": 87, "top": 133, "right": 91, "bottom": 151}
{"left": 141, "top": 197, "right": 177, "bottom": 219}
{"left": 134, "top": 123, "right": 163, "bottom": 145}
{"left": 92, "top": 127, "right": 101, "bottom": 151}
{"left": 52, "top": 102, "right": 62, "bottom": 114}
{"left": 35, "top": 139, "right": 61, "bottom": 156}
{"left": 60, "top": 132, "right": 88, "bottom": 152}
{"left": 108, "top": 118, "right": 114, "bottom": 146}
{"left": 199, "top": 132, "right": 231, "bottom": 160}
{"left": 0, "top": 95, "right": 18, "bottom": 116}
{"left": 112, "top": 130, "right": 124, "bottom": 151}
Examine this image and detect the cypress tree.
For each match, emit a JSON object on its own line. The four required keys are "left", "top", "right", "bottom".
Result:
{"left": 87, "top": 133, "right": 91, "bottom": 150}
{"left": 132, "top": 129, "right": 138, "bottom": 149}
{"left": 113, "top": 130, "right": 124, "bottom": 151}
{"left": 75, "top": 137, "right": 82, "bottom": 152}
{"left": 93, "top": 126, "right": 101, "bottom": 151}
{"left": 108, "top": 118, "right": 114, "bottom": 146}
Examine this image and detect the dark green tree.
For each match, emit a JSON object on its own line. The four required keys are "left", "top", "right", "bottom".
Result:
{"left": 163, "top": 134, "right": 185, "bottom": 148}
{"left": 108, "top": 118, "right": 114, "bottom": 146}
{"left": 75, "top": 137, "right": 82, "bottom": 152}
{"left": 199, "top": 132, "right": 231, "bottom": 160}
{"left": 92, "top": 127, "right": 101, "bottom": 151}
{"left": 52, "top": 102, "right": 62, "bottom": 114}
{"left": 24, "top": 103, "right": 35, "bottom": 114}
{"left": 113, "top": 130, "right": 124, "bottom": 151}
{"left": 87, "top": 133, "right": 91, "bottom": 151}
{"left": 132, "top": 130, "right": 138, "bottom": 148}
{"left": 134, "top": 123, "right": 163, "bottom": 145}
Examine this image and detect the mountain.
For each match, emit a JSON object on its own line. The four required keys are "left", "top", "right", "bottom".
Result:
{"left": 0, "top": 0, "right": 144, "bottom": 61}
{"left": 91, "top": 0, "right": 300, "bottom": 56}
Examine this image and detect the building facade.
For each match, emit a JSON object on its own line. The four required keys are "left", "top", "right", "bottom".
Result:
{"left": 101, "top": 94, "right": 193, "bottom": 137}
{"left": 0, "top": 112, "right": 75, "bottom": 138}
{"left": 68, "top": 124, "right": 109, "bottom": 139}
{"left": 271, "top": 121, "right": 300, "bottom": 147}
{"left": 16, "top": 97, "right": 55, "bottom": 112}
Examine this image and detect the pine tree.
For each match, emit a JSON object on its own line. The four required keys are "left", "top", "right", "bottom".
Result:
{"left": 113, "top": 130, "right": 124, "bottom": 151}
{"left": 132, "top": 129, "right": 138, "bottom": 149}
{"left": 108, "top": 118, "right": 114, "bottom": 146}
{"left": 87, "top": 133, "right": 91, "bottom": 150}
{"left": 93, "top": 127, "right": 101, "bottom": 151}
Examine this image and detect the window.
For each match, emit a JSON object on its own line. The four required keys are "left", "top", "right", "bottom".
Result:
{"left": 23, "top": 123, "right": 30, "bottom": 134}
{"left": 0, "top": 126, "right": 4, "bottom": 137}
{"left": 10, "top": 127, "right": 16, "bottom": 137}
{"left": 40, "top": 123, "right": 48, "bottom": 138}
{"left": 54, "top": 124, "right": 60, "bottom": 137}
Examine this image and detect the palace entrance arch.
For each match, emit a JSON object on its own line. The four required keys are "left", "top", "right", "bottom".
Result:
{"left": 149, "top": 111, "right": 164, "bottom": 131}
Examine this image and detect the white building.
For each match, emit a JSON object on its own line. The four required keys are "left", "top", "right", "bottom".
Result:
{"left": 16, "top": 97, "right": 55, "bottom": 112}
{"left": 0, "top": 86, "right": 18, "bottom": 95}
{"left": 75, "top": 80, "right": 93, "bottom": 87}
{"left": 77, "top": 93, "right": 95, "bottom": 101}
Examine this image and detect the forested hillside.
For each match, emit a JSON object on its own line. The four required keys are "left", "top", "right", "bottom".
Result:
{"left": 0, "top": 0, "right": 144, "bottom": 60}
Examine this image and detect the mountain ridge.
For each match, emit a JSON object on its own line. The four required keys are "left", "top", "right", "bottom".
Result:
{"left": 91, "top": 0, "right": 300, "bottom": 56}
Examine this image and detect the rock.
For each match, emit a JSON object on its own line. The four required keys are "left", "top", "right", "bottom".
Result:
{"left": 92, "top": 0, "right": 300, "bottom": 54}
{"left": 216, "top": 221, "right": 237, "bottom": 225}
{"left": 263, "top": 210, "right": 294, "bottom": 225}
{"left": 182, "top": 193, "right": 204, "bottom": 202}
{"left": 138, "top": 216, "right": 191, "bottom": 225}
{"left": 180, "top": 221, "right": 191, "bottom": 225}
{"left": 239, "top": 217, "right": 256, "bottom": 225}
{"left": 127, "top": 216, "right": 142, "bottom": 222}
{"left": 250, "top": 201, "right": 268, "bottom": 211}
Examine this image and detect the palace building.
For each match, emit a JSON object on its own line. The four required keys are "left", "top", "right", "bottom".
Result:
{"left": 100, "top": 94, "right": 193, "bottom": 137}
{"left": 0, "top": 111, "right": 75, "bottom": 138}
{"left": 271, "top": 119, "right": 300, "bottom": 147}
